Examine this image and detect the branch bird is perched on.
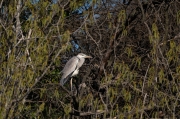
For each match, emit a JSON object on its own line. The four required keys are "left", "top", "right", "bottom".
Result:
{"left": 60, "top": 53, "right": 92, "bottom": 90}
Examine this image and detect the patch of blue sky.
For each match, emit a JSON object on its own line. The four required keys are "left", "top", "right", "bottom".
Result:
{"left": 71, "top": 40, "right": 80, "bottom": 52}
{"left": 31, "top": 0, "right": 57, "bottom": 4}
{"left": 31, "top": 0, "right": 39, "bottom": 4}
{"left": 52, "top": 0, "right": 58, "bottom": 4}
{"left": 72, "top": 0, "right": 92, "bottom": 14}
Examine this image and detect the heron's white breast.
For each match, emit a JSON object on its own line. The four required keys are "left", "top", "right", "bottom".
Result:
{"left": 72, "top": 69, "right": 79, "bottom": 76}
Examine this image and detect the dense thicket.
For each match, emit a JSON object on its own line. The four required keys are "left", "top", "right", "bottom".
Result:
{"left": 1, "top": 0, "right": 180, "bottom": 118}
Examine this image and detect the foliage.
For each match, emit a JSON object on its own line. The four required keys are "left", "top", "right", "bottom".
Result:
{"left": 1, "top": 0, "right": 180, "bottom": 119}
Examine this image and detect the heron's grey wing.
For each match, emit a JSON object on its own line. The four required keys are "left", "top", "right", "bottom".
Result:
{"left": 60, "top": 56, "right": 79, "bottom": 85}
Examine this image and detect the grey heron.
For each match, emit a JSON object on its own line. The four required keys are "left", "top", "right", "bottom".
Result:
{"left": 60, "top": 53, "right": 92, "bottom": 90}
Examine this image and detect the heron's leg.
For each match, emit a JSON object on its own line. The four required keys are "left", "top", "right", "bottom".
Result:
{"left": 70, "top": 78, "right": 73, "bottom": 92}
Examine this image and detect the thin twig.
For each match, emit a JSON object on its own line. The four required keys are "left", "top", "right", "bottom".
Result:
{"left": 140, "top": 93, "right": 147, "bottom": 119}
{"left": 142, "top": 64, "right": 150, "bottom": 94}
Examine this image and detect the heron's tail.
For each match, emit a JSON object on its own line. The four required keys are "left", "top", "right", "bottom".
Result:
{"left": 60, "top": 73, "right": 72, "bottom": 85}
{"left": 60, "top": 77, "right": 70, "bottom": 86}
{"left": 60, "top": 78, "right": 65, "bottom": 85}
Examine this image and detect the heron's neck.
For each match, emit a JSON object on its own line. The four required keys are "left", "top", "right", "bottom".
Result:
{"left": 76, "top": 56, "right": 85, "bottom": 68}
{"left": 76, "top": 56, "right": 81, "bottom": 60}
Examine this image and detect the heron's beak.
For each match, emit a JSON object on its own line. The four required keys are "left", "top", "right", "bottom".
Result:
{"left": 85, "top": 55, "right": 92, "bottom": 58}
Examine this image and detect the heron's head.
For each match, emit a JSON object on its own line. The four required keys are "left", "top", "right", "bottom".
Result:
{"left": 77, "top": 53, "right": 92, "bottom": 58}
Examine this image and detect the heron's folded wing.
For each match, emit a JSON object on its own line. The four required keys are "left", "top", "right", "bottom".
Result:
{"left": 60, "top": 56, "right": 79, "bottom": 85}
